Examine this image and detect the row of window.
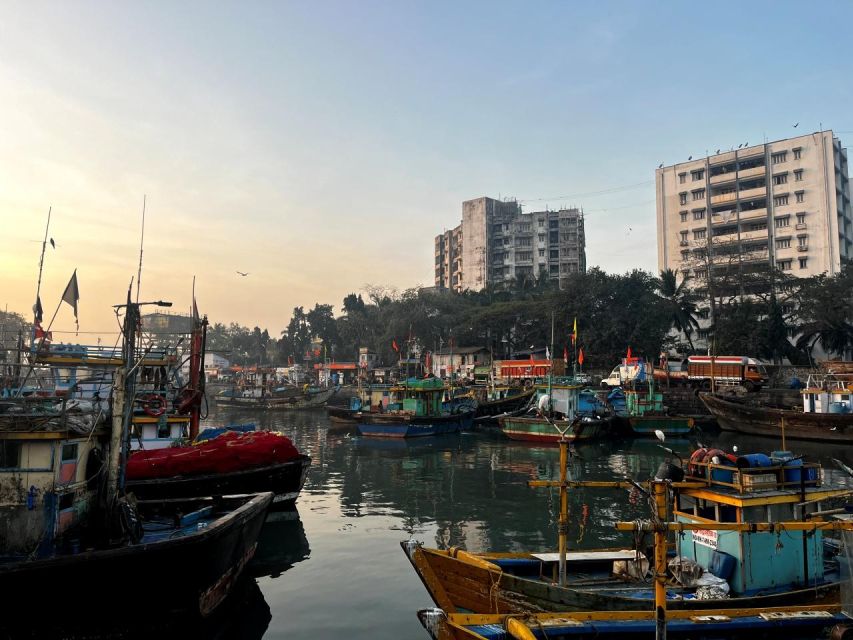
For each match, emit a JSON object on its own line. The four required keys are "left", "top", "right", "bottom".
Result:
{"left": 778, "top": 257, "right": 809, "bottom": 270}
{"left": 678, "top": 148, "right": 802, "bottom": 185}
{"left": 773, "top": 169, "right": 804, "bottom": 184}
{"left": 678, "top": 169, "right": 705, "bottom": 183}
{"left": 775, "top": 236, "right": 808, "bottom": 249}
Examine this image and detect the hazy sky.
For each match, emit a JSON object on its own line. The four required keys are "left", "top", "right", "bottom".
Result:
{"left": 2, "top": 1, "right": 852, "bottom": 340}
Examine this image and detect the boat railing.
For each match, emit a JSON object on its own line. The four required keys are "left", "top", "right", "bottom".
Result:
{"left": 684, "top": 459, "right": 822, "bottom": 493}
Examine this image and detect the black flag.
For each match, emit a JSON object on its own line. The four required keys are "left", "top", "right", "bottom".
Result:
{"left": 34, "top": 296, "right": 43, "bottom": 323}
{"left": 61, "top": 270, "right": 80, "bottom": 332}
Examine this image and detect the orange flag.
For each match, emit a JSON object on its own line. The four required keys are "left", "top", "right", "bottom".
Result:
{"left": 578, "top": 348, "right": 585, "bottom": 366}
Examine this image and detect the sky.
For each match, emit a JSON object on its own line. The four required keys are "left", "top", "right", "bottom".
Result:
{"left": 2, "top": 1, "right": 853, "bottom": 340}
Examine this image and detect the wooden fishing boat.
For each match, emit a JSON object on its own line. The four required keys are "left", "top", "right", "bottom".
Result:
{"left": 402, "top": 451, "right": 849, "bottom": 613}
{"left": 126, "top": 445, "right": 311, "bottom": 508}
{"left": 358, "top": 378, "right": 474, "bottom": 438}
{"left": 473, "top": 388, "right": 534, "bottom": 420}
{"left": 217, "top": 386, "right": 336, "bottom": 410}
{"left": 0, "top": 493, "right": 272, "bottom": 618}
{"left": 701, "top": 388, "right": 853, "bottom": 442}
{"left": 416, "top": 606, "right": 849, "bottom": 639}
{"left": 621, "top": 379, "right": 694, "bottom": 437}
{"left": 497, "top": 415, "right": 608, "bottom": 443}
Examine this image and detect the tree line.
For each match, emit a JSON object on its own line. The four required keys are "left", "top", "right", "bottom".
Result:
{"left": 205, "top": 262, "right": 853, "bottom": 369}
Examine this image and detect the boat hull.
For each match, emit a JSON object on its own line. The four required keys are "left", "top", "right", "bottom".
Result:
{"left": 474, "top": 389, "right": 534, "bottom": 419}
{"left": 217, "top": 388, "right": 336, "bottom": 410}
{"left": 626, "top": 415, "right": 694, "bottom": 437}
{"left": 498, "top": 416, "right": 608, "bottom": 443}
{"left": 126, "top": 455, "right": 311, "bottom": 508}
{"left": 700, "top": 392, "right": 853, "bottom": 442}
{"left": 0, "top": 493, "right": 272, "bottom": 620}
{"left": 357, "top": 411, "right": 473, "bottom": 438}
{"left": 402, "top": 542, "right": 839, "bottom": 614}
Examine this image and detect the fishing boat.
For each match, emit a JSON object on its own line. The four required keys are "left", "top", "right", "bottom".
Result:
{"left": 472, "top": 386, "right": 534, "bottom": 424}
{"left": 216, "top": 384, "right": 337, "bottom": 410}
{"left": 402, "top": 448, "right": 850, "bottom": 613}
{"left": 357, "top": 378, "right": 474, "bottom": 438}
{"left": 0, "top": 295, "right": 271, "bottom": 620}
{"left": 622, "top": 385, "right": 695, "bottom": 436}
{"left": 700, "top": 377, "right": 853, "bottom": 442}
{"left": 326, "top": 395, "right": 364, "bottom": 424}
{"left": 498, "top": 384, "right": 610, "bottom": 443}
{"left": 125, "top": 430, "right": 311, "bottom": 508}
{"left": 416, "top": 606, "right": 850, "bottom": 639}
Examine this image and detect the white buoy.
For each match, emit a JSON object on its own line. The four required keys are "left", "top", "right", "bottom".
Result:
{"left": 654, "top": 429, "right": 666, "bottom": 442}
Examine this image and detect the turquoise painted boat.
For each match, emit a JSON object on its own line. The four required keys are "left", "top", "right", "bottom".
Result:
{"left": 623, "top": 378, "right": 694, "bottom": 437}
{"left": 499, "top": 384, "right": 612, "bottom": 443}
{"left": 357, "top": 378, "right": 474, "bottom": 438}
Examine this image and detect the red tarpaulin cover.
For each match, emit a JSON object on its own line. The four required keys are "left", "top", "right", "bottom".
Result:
{"left": 126, "top": 430, "right": 301, "bottom": 480}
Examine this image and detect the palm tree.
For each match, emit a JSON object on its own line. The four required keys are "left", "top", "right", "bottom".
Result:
{"left": 655, "top": 268, "right": 701, "bottom": 352}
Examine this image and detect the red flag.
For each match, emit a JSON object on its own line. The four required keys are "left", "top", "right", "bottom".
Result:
{"left": 578, "top": 348, "right": 585, "bottom": 366}
{"left": 626, "top": 346, "right": 632, "bottom": 360}
{"left": 563, "top": 346, "right": 568, "bottom": 364}
{"left": 392, "top": 339, "right": 400, "bottom": 353}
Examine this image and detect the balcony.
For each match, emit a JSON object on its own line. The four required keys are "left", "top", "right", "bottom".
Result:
{"left": 797, "top": 245, "right": 809, "bottom": 252}
{"left": 711, "top": 151, "right": 736, "bottom": 165}
{"left": 740, "top": 229, "right": 770, "bottom": 243}
{"left": 711, "top": 192, "right": 737, "bottom": 205}
{"left": 740, "top": 146, "right": 764, "bottom": 159}
{"left": 739, "top": 165, "right": 766, "bottom": 180}
{"left": 739, "top": 186, "right": 767, "bottom": 201}
{"left": 739, "top": 208, "right": 768, "bottom": 221}
{"left": 796, "top": 222, "right": 807, "bottom": 230}
{"left": 709, "top": 173, "right": 737, "bottom": 186}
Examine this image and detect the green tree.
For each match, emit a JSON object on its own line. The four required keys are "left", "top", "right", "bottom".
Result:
{"left": 655, "top": 268, "right": 700, "bottom": 352}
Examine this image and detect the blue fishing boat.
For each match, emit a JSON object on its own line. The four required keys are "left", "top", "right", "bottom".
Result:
{"left": 358, "top": 378, "right": 474, "bottom": 438}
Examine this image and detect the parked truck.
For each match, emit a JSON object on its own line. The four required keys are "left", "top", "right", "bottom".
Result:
{"left": 601, "top": 358, "right": 652, "bottom": 388}
{"left": 686, "top": 355, "right": 768, "bottom": 391}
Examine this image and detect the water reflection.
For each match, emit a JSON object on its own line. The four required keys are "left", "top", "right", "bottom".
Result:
{"left": 249, "top": 509, "right": 311, "bottom": 579}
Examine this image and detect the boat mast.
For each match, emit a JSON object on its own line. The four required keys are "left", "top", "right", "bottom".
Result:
{"left": 548, "top": 311, "right": 554, "bottom": 417}
{"left": 34, "top": 206, "right": 52, "bottom": 324}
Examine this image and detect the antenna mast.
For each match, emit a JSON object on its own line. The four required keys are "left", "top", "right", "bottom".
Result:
{"left": 135, "top": 195, "right": 146, "bottom": 304}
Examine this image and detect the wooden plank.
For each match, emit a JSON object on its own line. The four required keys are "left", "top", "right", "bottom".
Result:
{"left": 413, "top": 548, "right": 457, "bottom": 613}
{"left": 531, "top": 551, "right": 638, "bottom": 562}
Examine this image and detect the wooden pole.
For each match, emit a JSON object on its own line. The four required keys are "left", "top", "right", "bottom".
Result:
{"left": 653, "top": 480, "right": 668, "bottom": 640}
{"left": 558, "top": 434, "right": 568, "bottom": 587}
{"left": 781, "top": 415, "right": 787, "bottom": 452}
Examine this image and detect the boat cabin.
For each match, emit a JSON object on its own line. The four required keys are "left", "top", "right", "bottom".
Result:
{"left": 532, "top": 384, "right": 581, "bottom": 419}
{"left": 0, "top": 424, "right": 108, "bottom": 556}
{"left": 802, "top": 377, "right": 852, "bottom": 415}
{"left": 677, "top": 453, "right": 848, "bottom": 595}
{"left": 395, "top": 378, "right": 446, "bottom": 416}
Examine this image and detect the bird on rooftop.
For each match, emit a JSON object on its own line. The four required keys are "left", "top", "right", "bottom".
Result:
{"left": 744, "top": 142, "right": 748, "bottom": 147}
{"left": 688, "top": 156, "right": 692, "bottom": 160}
{"left": 236, "top": 271, "right": 249, "bottom": 277}
{"left": 716, "top": 149, "right": 720, "bottom": 154}
{"left": 793, "top": 122, "right": 799, "bottom": 128}
{"left": 738, "top": 144, "right": 742, "bottom": 149}
{"left": 658, "top": 163, "right": 663, "bottom": 168}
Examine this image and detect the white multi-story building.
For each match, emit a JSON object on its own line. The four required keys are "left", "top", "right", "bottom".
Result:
{"left": 657, "top": 130, "right": 852, "bottom": 282}
{"left": 434, "top": 196, "right": 586, "bottom": 292}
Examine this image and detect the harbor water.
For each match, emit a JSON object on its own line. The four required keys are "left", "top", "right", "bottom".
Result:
{"left": 25, "top": 407, "right": 853, "bottom": 638}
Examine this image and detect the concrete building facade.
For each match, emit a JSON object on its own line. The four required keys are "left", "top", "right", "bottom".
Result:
{"left": 657, "top": 130, "right": 853, "bottom": 284}
{"left": 434, "top": 196, "right": 587, "bottom": 292}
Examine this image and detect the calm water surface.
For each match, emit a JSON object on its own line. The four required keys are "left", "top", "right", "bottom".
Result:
{"left": 206, "top": 407, "right": 853, "bottom": 640}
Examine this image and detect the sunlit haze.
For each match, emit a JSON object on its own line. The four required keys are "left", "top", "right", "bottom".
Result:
{"left": 2, "top": 1, "right": 852, "bottom": 340}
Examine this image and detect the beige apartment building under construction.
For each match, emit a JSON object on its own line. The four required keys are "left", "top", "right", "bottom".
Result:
{"left": 434, "top": 196, "right": 586, "bottom": 292}
{"left": 657, "top": 130, "right": 852, "bottom": 284}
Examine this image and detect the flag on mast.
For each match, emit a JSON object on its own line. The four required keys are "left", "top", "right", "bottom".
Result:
{"left": 34, "top": 297, "right": 43, "bottom": 323}
{"left": 563, "top": 345, "right": 568, "bottom": 364}
{"left": 392, "top": 339, "right": 400, "bottom": 353}
{"left": 61, "top": 270, "right": 80, "bottom": 332}
{"left": 571, "top": 317, "right": 577, "bottom": 345}
{"left": 578, "top": 348, "right": 585, "bottom": 366}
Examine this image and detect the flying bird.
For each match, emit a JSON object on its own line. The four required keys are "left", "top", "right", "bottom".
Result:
{"left": 236, "top": 271, "right": 249, "bottom": 277}
{"left": 793, "top": 122, "right": 799, "bottom": 128}
{"left": 49, "top": 238, "right": 55, "bottom": 249}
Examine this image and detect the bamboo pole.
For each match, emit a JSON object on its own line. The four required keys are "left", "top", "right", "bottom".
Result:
{"left": 652, "top": 480, "right": 668, "bottom": 640}
{"left": 558, "top": 435, "right": 568, "bottom": 586}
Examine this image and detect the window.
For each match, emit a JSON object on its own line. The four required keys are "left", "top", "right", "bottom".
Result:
{"left": 794, "top": 169, "right": 803, "bottom": 181}
{"left": 680, "top": 231, "right": 688, "bottom": 244}
{"left": 0, "top": 441, "right": 21, "bottom": 468}
{"left": 157, "top": 422, "right": 171, "bottom": 439}
{"left": 772, "top": 151, "right": 788, "bottom": 164}
{"left": 549, "top": 249, "right": 559, "bottom": 259}
{"left": 795, "top": 191, "right": 804, "bottom": 203}
{"left": 793, "top": 147, "right": 802, "bottom": 160}
{"left": 61, "top": 443, "right": 78, "bottom": 463}
{"left": 515, "top": 251, "right": 533, "bottom": 261}
{"left": 693, "top": 209, "right": 705, "bottom": 220}
{"left": 515, "top": 237, "right": 532, "bottom": 247}
{"left": 773, "top": 174, "right": 788, "bottom": 185}
{"left": 693, "top": 229, "right": 706, "bottom": 241}
{"left": 798, "top": 235, "right": 808, "bottom": 247}
{"left": 517, "top": 223, "right": 531, "bottom": 232}
{"left": 775, "top": 216, "right": 790, "bottom": 228}
{"left": 692, "top": 189, "right": 705, "bottom": 201}
{"left": 549, "top": 231, "right": 558, "bottom": 243}
{"left": 776, "top": 238, "right": 791, "bottom": 249}
{"left": 503, "top": 237, "right": 511, "bottom": 245}
{"left": 538, "top": 248, "right": 545, "bottom": 257}
{"left": 538, "top": 219, "right": 544, "bottom": 227}
{"left": 778, "top": 259, "right": 792, "bottom": 271}
{"left": 691, "top": 169, "right": 705, "bottom": 181}
{"left": 774, "top": 195, "right": 789, "bottom": 206}
{"left": 679, "top": 192, "right": 688, "bottom": 205}
{"left": 680, "top": 211, "right": 688, "bottom": 222}
{"left": 549, "top": 219, "right": 559, "bottom": 229}
{"left": 799, "top": 257, "right": 808, "bottom": 269}
{"left": 681, "top": 250, "right": 689, "bottom": 261}
{"left": 796, "top": 212, "right": 807, "bottom": 225}
{"left": 679, "top": 173, "right": 687, "bottom": 184}
{"left": 750, "top": 222, "right": 767, "bottom": 231}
